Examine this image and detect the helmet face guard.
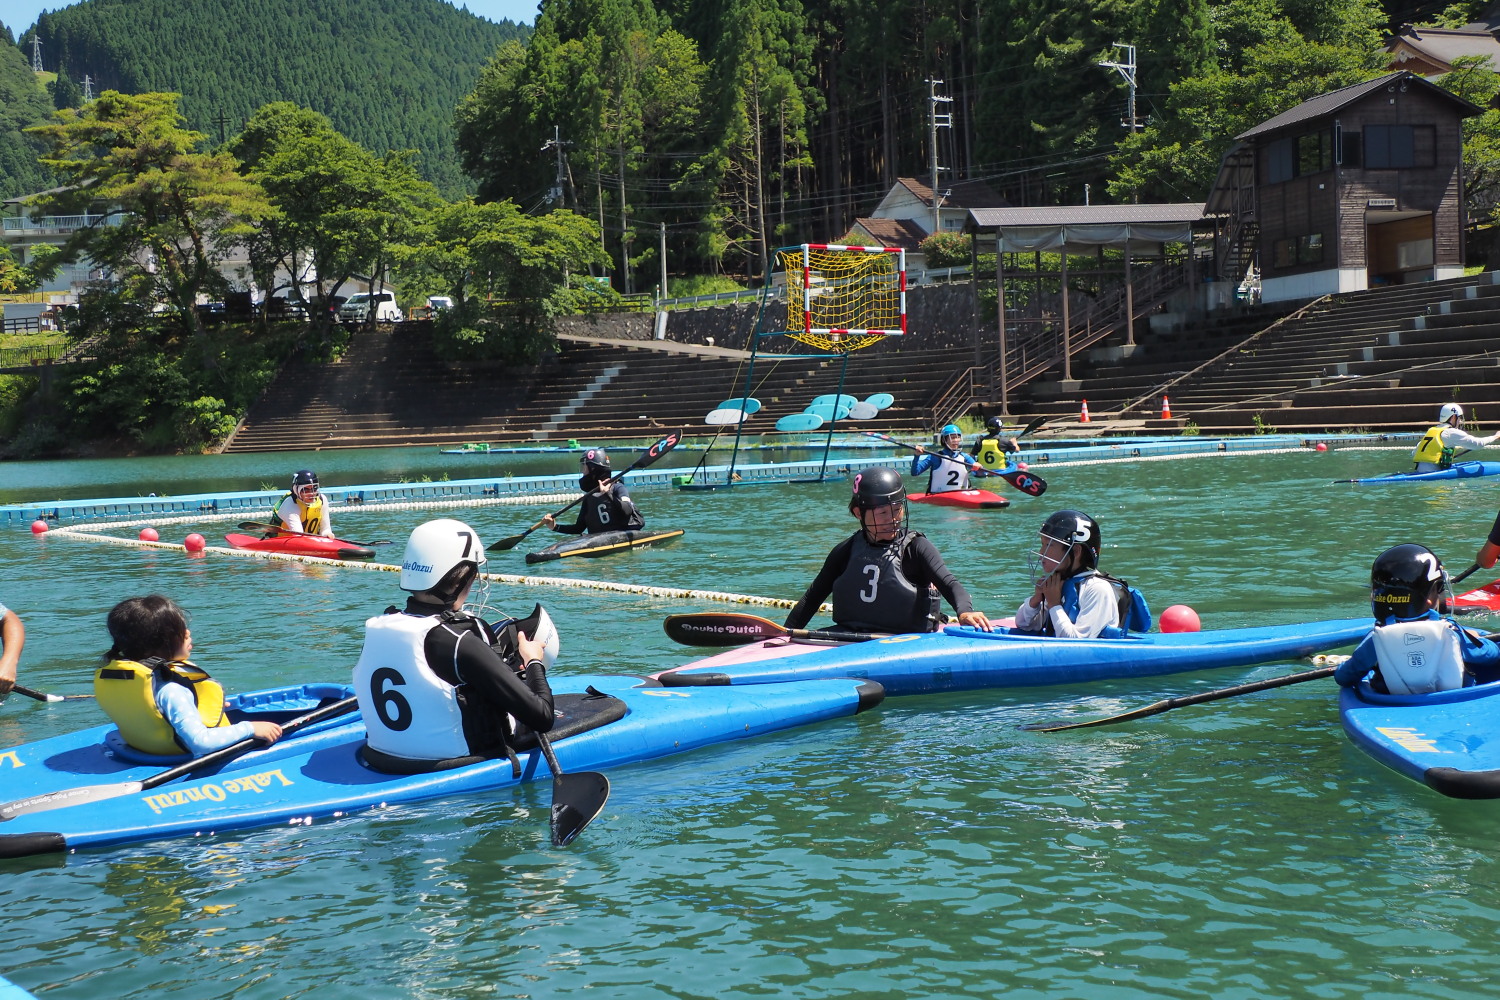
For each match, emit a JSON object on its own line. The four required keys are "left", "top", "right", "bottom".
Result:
{"left": 292, "top": 470, "right": 319, "bottom": 503}
{"left": 851, "top": 468, "right": 907, "bottom": 543}
{"left": 1030, "top": 510, "right": 1099, "bottom": 581}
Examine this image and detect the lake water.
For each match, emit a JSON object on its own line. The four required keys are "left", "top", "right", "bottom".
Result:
{"left": 2, "top": 442, "right": 1497, "bottom": 999}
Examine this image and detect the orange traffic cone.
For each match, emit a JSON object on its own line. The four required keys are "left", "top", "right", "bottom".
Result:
{"left": 1079, "top": 399, "right": 1091, "bottom": 423}
{"left": 1161, "top": 395, "right": 1172, "bottom": 419}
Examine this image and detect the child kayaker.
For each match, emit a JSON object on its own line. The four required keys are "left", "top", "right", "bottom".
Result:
{"left": 0, "top": 598, "right": 23, "bottom": 697}
{"left": 783, "top": 467, "right": 992, "bottom": 635}
{"left": 543, "top": 447, "right": 645, "bottom": 535}
{"left": 354, "top": 518, "right": 557, "bottom": 770}
{"left": 910, "top": 423, "right": 981, "bottom": 495}
{"left": 973, "top": 416, "right": 1019, "bottom": 471}
{"left": 272, "top": 469, "right": 334, "bottom": 537}
{"left": 1412, "top": 403, "right": 1500, "bottom": 473}
{"left": 95, "top": 595, "right": 283, "bottom": 756}
{"left": 1336, "top": 544, "right": 1500, "bottom": 693}
{"left": 1014, "top": 509, "right": 1151, "bottom": 638}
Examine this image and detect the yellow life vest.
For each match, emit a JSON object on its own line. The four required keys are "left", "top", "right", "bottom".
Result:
{"left": 94, "top": 659, "right": 229, "bottom": 755}
{"left": 1412, "top": 425, "right": 1454, "bottom": 469}
{"left": 975, "top": 435, "right": 1010, "bottom": 470}
{"left": 274, "top": 491, "right": 326, "bottom": 534}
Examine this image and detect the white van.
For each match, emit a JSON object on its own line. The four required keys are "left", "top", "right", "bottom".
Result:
{"left": 339, "top": 291, "right": 402, "bottom": 324}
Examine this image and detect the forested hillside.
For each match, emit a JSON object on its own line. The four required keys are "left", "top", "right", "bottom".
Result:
{"left": 0, "top": 23, "right": 56, "bottom": 200}
{"left": 18, "top": 0, "right": 528, "bottom": 196}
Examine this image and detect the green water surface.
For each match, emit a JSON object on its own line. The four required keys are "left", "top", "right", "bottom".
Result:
{"left": 1, "top": 443, "right": 1497, "bottom": 999}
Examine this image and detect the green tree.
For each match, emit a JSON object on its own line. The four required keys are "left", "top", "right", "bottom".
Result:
{"left": 1437, "top": 55, "right": 1500, "bottom": 262}
{"left": 27, "top": 91, "right": 273, "bottom": 355}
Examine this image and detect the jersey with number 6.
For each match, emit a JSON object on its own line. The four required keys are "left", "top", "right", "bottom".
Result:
{"left": 353, "top": 611, "right": 472, "bottom": 761}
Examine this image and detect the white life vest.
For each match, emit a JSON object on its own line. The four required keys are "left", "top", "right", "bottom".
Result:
{"left": 353, "top": 611, "right": 471, "bottom": 761}
{"left": 927, "top": 452, "right": 971, "bottom": 494}
{"left": 1369, "top": 618, "right": 1466, "bottom": 694}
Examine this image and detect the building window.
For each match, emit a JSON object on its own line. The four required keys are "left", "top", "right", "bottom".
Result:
{"left": 1299, "top": 233, "right": 1323, "bottom": 265}
{"left": 1271, "top": 233, "right": 1324, "bottom": 269}
{"left": 1264, "top": 129, "right": 1333, "bottom": 184}
{"left": 1363, "top": 125, "right": 1436, "bottom": 168}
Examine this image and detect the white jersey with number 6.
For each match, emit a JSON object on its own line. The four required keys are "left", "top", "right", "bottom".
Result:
{"left": 353, "top": 611, "right": 470, "bottom": 760}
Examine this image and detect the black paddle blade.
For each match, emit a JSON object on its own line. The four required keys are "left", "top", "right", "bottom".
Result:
{"left": 1018, "top": 415, "right": 1049, "bottom": 437}
{"left": 487, "top": 533, "right": 528, "bottom": 552}
{"left": 550, "top": 771, "right": 610, "bottom": 846}
{"left": 663, "top": 612, "right": 786, "bottom": 646}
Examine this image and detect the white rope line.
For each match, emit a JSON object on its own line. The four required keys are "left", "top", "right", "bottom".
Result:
{"left": 48, "top": 524, "right": 805, "bottom": 609}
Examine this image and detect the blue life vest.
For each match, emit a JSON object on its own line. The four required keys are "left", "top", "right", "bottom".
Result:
{"left": 1046, "top": 570, "right": 1152, "bottom": 638}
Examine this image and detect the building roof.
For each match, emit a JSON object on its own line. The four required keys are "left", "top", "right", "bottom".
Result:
{"left": 1387, "top": 24, "right": 1500, "bottom": 74}
{"left": 849, "top": 217, "right": 928, "bottom": 251}
{"left": 966, "top": 204, "right": 1205, "bottom": 253}
{"left": 967, "top": 204, "right": 1204, "bottom": 228}
{"left": 896, "top": 177, "right": 1008, "bottom": 210}
{"left": 1236, "top": 71, "right": 1481, "bottom": 141}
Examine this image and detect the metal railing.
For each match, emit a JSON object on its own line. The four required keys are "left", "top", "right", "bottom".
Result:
{"left": 1, "top": 213, "right": 115, "bottom": 232}
{"left": 0, "top": 343, "right": 65, "bottom": 368}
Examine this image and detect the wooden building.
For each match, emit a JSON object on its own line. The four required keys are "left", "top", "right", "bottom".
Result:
{"left": 1206, "top": 71, "right": 1480, "bottom": 304}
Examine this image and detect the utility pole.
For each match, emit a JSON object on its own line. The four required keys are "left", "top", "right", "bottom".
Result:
{"left": 540, "top": 126, "right": 573, "bottom": 208}
{"left": 31, "top": 35, "right": 43, "bottom": 73}
{"left": 659, "top": 222, "right": 667, "bottom": 301}
{"left": 1098, "top": 43, "right": 1139, "bottom": 134}
{"left": 927, "top": 79, "right": 953, "bottom": 235}
{"left": 82, "top": 74, "right": 93, "bottom": 101}
{"left": 211, "top": 110, "right": 231, "bottom": 145}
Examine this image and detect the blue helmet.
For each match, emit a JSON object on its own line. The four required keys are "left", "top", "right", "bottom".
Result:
{"left": 941, "top": 423, "right": 962, "bottom": 439}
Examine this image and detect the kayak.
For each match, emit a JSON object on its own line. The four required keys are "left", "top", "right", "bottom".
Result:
{"left": 1343, "top": 461, "right": 1500, "bottom": 484}
{"left": 1, "top": 683, "right": 360, "bottom": 804}
{"left": 654, "top": 618, "right": 1372, "bottom": 694}
{"left": 1339, "top": 680, "right": 1500, "bottom": 798}
{"left": 1450, "top": 576, "right": 1500, "bottom": 612}
{"left": 0, "top": 673, "right": 884, "bottom": 858}
{"left": 908, "top": 489, "right": 1010, "bottom": 510}
{"left": 525, "top": 528, "right": 685, "bottom": 564}
{"left": 224, "top": 532, "right": 375, "bottom": 561}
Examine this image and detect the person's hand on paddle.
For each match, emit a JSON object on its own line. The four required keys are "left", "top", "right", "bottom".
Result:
{"left": 250, "top": 720, "right": 284, "bottom": 744}
{"left": 912, "top": 444, "right": 927, "bottom": 455}
{"left": 1479, "top": 541, "right": 1500, "bottom": 569}
{"left": 541, "top": 513, "right": 558, "bottom": 530}
{"left": 957, "top": 610, "right": 992, "bottom": 631}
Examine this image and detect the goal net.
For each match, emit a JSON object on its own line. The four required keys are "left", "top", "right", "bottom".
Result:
{"left": 779, "top": 244, "right": 906, "bottom": 352}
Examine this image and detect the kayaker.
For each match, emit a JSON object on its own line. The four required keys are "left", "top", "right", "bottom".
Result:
{"left": 271, "top": 469, "right": 334, "bottom": 537}
{"left": 1014, "top": 509, "right": 1152, "bottom": 638}
{"left": 783, "top": 467, "right": 992, "bottom": 634}
{"left": 0, "top": 599, "right": 23, "bottom": 697}
{"left": 354, "top": 518, "right": 557, "bottom": 770}
{"left": 1411, "top": 403, "right": 1500, "bottom": 473}
{"left": 542, "top": 448, "right": 644, "bottom": 535}
{"left": 1335, "top": 544, "right": 1500, "bottom": 693}
{"left": 910, "top": 423, "right": 984, "bottom": 494}
{"left": 973, "top": 416, "right": 1019, "bottom": 471}
{"left": 1475, "top": 509, "right": 1500, "bottom": 570}
{"left": 94, "top": 595, "right": 284, "bottom": 755}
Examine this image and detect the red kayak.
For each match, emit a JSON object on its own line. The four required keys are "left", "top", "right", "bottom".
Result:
{"left": 1453, "top": 577, "right": 1500, "bottom": 612}
{"left": 908, "top": 489, "right": 1010, "bottom": 510}
{"left": 223, "top": 532, "right": 376, "bottom": 561}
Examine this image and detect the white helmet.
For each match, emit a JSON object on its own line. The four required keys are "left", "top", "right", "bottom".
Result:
{"left": 496, "top": 602, "right": 561, "bottom": 669}
{"left": 399, "top": 518, "right": 487, "bottom": 592}
{"left": 1440, "top": 402, "right": 1464, "bottom": 424}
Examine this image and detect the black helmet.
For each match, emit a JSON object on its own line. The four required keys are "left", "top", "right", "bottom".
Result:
{"left": 292, "top": 469, "right": 319, "bottom": 500}
{"left": 1371, "top": 543, "right": 1445, "bottom": 623}
{"left": 985, "top": 416, "right": 1004, "bottom": 434}
{"left": 1039, "top": 509, "right": 1100, "bottom": 568}
{"left": 851, "top": 467, "right": 905, "bottom": 510}
{"left": 580, "top": 448, "right": 611, "bottom": 473}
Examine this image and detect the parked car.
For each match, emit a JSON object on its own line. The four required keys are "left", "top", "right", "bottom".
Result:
{"left": 339, "top": 291, "right": 402, "bottom": 324}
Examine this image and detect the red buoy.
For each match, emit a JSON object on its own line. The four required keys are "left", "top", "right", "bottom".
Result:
{"left": 30, "top": 520, "right": 48, "bottom": 534}
{"left": 139, "top": 527, "right": 160, "bottom": 541}
{"left": 1314, "top": 442, "right": 1328, "bottom": 452}
{"left": 183, "top": 533, "right": 207, "bottom": 552}
{"left": 1160, "top": 605, "right": 1201, "bottom": 633}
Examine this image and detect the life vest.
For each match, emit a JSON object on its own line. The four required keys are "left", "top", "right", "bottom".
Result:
{"left": 353, "top": 610, "right": 474, "bottom": 762}
{"left": 926, "top": 451, "right": 972, "bottom": 494}
{"left": 830, "top": 532, "right": 940, "bottom": 634}
{"left": 975, "top": 436, "right": 1011, "bottom": 471}
{"left": 1369, "top": 617, "right": 1467, "bottom": 694}
{"left": 274, "top": 491, "right": 326, "bottom": 534}
{"left": 1412, "top": 426, "right": 1455, "bottom": 470}
{"left": 1042, "top": 570, "right": 1153, "bottom": 638}
{"left": 93, "top": 658, "right": 229, "bottom": 756}
{"left": 580, "top": 487, "right": 644, "bottom": 533}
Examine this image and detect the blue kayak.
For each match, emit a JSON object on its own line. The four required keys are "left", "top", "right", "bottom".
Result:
{"left": 1, "top": 683, "right": 360, "bottom": 804}
{"left": 655, "top": 619, "right": 1372, "bottom": 694}
{"left": 1344, "top": 461, "right": 1500, "bottom": 484}
{"left": 1339, "top": 681, "right": 1500, "bottom": 798}
{"left": 0, "top": 674, "right": 883, "bottom": 858}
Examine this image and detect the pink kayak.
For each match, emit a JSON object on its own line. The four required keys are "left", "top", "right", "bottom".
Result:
{"left": 224, "top": 532, "right": 376, "bottom": 561}
{"left": 908, "top": 489, "right": 1010, "bottom": 510}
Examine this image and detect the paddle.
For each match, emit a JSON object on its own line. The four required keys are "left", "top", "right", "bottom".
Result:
{"left": 1020, "top": 666, "right": 1337, "bottom": 733}
{"left": 663, "top": 612, "right": 887, "bottom": 647}
{"left": 863, "top": 431, "right": 1047, "bottom": 497}
{"left": 236, "top": 522, "right": 392, "bottom": 548}
{"left": 535, "top": 731, "right": 609, "bottom": 847}
{"left": 488, "top": 428, "right": 684, "bottom": 552}
{"left": 0, "top": 695, "right": 359, "bottom": 821}
{"left": 8, "top": 684, "right": 93, "bottom": 704}
{"left": 1452, "top": 563, "right": 1481, "bottom": 588}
